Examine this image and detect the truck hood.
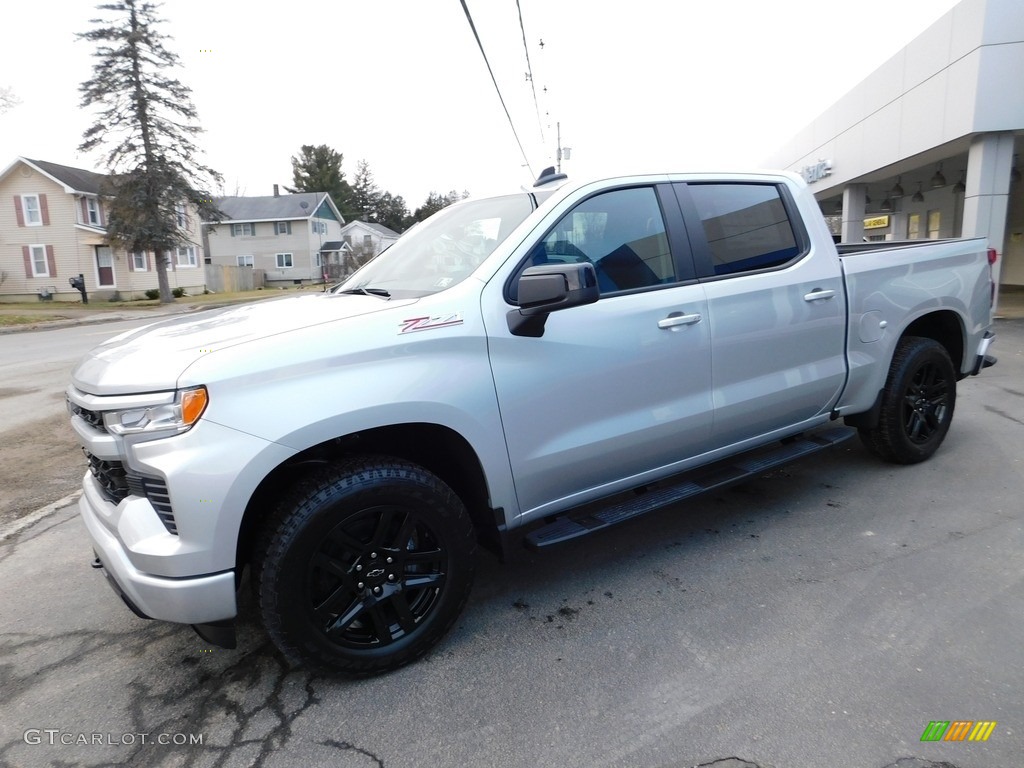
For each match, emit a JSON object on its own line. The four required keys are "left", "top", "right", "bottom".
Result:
{"left": 72, "top": 293, "right": 417, "bottom": 396}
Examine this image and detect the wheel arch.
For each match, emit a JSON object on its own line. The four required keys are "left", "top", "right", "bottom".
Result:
{"left": 236, "top": 423, "right": 503, "bottom": 573}
{"left": 901, "top": 309, "right": 966, "bottom": 373}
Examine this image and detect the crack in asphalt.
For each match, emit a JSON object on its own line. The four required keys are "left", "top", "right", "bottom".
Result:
{"left": 983, "top": 404, "right": 1024, "bottom": 427}
{"left": 321, "top": 738, "right": 386, "bottom": 767}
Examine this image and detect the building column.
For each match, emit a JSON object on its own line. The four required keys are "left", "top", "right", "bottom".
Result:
{"left": 961, "top": 132, "right": 1014, "bottom": 295}
{"left": 841, "top": 185, "right": 867, "bottom": 243}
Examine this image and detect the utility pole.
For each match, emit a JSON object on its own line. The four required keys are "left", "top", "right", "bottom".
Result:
{"left": 557, "top": 122, "right": 561, "bottom": 173}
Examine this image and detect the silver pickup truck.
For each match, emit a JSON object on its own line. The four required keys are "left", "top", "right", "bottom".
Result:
{"left": 67, "top": 170, "right": 997, "bottom": 675}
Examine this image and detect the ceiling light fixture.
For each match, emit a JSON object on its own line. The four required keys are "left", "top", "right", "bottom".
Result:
{"left": 912, "top": 182, "right": 924, "bottom": 203}
{"left": 891, "top": 176, "right": 905, "bottom": 198}
{"left": 952, "top": 171, "right": 966, "bottom": 195}
{"left": 931, "top": 163, "right": 946, "bottom": 188}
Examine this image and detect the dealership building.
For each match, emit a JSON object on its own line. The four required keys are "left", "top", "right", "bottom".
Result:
{"left": 765, "top": 0, "right": 1023, "bottom": 300}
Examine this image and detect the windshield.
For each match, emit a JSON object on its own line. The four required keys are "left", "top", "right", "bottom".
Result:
{"left": 335, "top": 194, "right": 535, "bottom": 298}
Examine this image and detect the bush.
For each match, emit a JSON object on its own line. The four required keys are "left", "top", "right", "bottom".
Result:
{"left": 145, "top": 289, "right": 160, "bottom": 300}
{"left": 172, "top": 287, "right": 186, "bottom": 298}
{"left": 107, "top": 291, "right": 122, "bottom": 303}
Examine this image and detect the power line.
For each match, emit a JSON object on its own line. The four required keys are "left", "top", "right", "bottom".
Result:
{"left": 515, "top": 0, "right": 544, "bottom": 143}
{"left": 459, "top": 0, "right": 534, "bottom": 177}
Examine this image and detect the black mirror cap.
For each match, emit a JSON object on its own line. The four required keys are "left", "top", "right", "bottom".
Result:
{"left": 517, "top": 262, "right": 599, "bottom": 314}
{"left": 507, "top": 262, "right": 599, "bottom": 337}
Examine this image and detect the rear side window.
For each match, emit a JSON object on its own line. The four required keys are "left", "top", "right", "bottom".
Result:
{"left": 687, "top": 184, "right": 799, "bottom": 276}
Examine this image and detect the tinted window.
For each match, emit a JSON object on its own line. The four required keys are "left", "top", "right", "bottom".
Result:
{"left": 526, "top": 187, "right": 674, "bottom": 295}
{"left": 688, "top": 184, "right": 799, "bottom": 275}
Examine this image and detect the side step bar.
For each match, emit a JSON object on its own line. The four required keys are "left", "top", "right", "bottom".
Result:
{"left": 523, "top": 427, "right": 855, "bottom": 549}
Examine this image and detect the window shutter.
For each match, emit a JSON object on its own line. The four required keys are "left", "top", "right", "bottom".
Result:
{"left": 46, "top": 245, "right": 56, "bottom": 277}
{"left": 39, "top": 194, "right": 50, "bottom": 225}
{"left": 127, "top": 251, "right": 134, "bottom": 272}
{"left": 287, "top": 221, "right": 292, "bottom": 234}
{"left": 98, "top": 201, "right": 104, "bottom": 227}
{"left": 147, "top": 253, "right": 152, "bottom": 271}
{"left": 230, "top": 224, "right": 236, "bottom": 236}
{"left": 14, "top": 197, "right": 25, "bottom": 227}
{"left": 22, "top": 246, "right": 31, "bottom": 277}
{"left": 81, "top": 198, "right": 89, "bottom": 223}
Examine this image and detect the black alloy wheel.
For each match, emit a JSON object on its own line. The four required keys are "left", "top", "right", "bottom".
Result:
{"left": 255, "top": 457, "right": 477, "bottom": 676}
{"left": 858, "top": 336, "right": 957, "bottom": 464}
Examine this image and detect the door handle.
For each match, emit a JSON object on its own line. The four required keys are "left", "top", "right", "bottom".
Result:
{"left": 658, "top": 312, "right": 702, "bottom": 329}
{"left": 803, "top": 289, "right": 836, "bottom": 302}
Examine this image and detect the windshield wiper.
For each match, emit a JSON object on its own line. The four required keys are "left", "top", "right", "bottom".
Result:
{"left": 338, "top": 287, "right": 391, "bottom": 298}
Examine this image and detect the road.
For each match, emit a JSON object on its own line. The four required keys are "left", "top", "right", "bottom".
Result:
{"left": 0, "top": 319, "right": 1021, "bottom": 768}
{"left": 0, "top": 315, "right": 184, "bottom": 525}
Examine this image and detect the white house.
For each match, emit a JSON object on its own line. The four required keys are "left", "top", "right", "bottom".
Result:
{"left": 205, "top": 188, "right": 346, "bottom": 286}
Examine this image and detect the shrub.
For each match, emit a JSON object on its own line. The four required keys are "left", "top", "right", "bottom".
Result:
{"left": 145, "top": 289, "right": 160, "bottom": 300}
{"left": 172, "top": 287, "right": 186, "bottom": 298}
{"left": 107, "top": 291, "right": 122, "bottom": 303}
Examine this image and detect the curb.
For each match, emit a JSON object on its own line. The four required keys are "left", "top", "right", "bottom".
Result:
{"left": 0, "top": 491, "right": 82, "bottom": 541}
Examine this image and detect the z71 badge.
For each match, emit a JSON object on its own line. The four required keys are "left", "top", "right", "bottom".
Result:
{"left": 399, "top": 313, "right": 464, "bottom": 334}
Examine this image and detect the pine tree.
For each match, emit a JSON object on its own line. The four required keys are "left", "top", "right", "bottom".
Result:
{"left": 287, "top": 145, "right": 352, "bottom": 214}
{"left": 78, "top": 0, "right": 222, "bottom": 303}
{"left": 348, "top": 159, "right": 380, "bottom": 222}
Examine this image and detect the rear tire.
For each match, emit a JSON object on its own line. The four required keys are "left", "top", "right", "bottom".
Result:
{"left": 254, "top": 457, "right": 477, "bottom": 676}
{"left": 858, "top": 336, "right": 956, "bottom": 464}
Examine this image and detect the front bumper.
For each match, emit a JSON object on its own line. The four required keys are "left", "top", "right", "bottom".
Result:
{"left": 80, "top": 483, "right": 237, "bottom": 625}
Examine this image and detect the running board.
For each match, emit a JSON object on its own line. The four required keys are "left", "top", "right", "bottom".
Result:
{"left": 523, "top": 427, "right": 855, "bottom": 549}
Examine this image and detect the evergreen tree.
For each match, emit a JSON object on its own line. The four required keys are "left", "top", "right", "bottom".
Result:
{"left": 287, "top": 144, "right": 351, "bottom": 214}
{"left": 374, "top": 191, "right": 409, "bottom": 233}
{"left": 348, "top": 159, "right": 380, "bottom": 221}
{"left": 78, "top": 0, "right": 222, "bottom": 303}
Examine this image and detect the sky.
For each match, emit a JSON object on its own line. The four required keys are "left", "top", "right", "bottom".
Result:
{"left": 0, "top": 0, "right": 963, "bottom": 212}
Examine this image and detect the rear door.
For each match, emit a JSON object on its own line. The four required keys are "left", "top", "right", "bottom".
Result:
{"left": 674, "top": 181, "right": 846, "bottom": 447}
{"left": 482, "top": 183, "right": 714, "bottom": 522}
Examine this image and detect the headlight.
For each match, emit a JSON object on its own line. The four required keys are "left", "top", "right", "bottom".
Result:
{"left": 103, "top": 386, "right": 208, "bottom": 435}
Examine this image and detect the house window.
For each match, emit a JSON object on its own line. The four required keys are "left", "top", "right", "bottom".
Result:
{"left": 231, "top": 223, "right": 255, "bottom": 236}
{"left": 314, "top": 252, "right": 323, "bottom": 268}
{"left": 237, "top": 255, "right": 254, "bottom": 267}
{"left": 22, "top": 195, "right": 42, "bottom": 226}
{"left": 275, "top": 221, "right": 291, "bottom": 235}
{"left": 176, "top": 246, "right": 197, "bottom": 267}
{"left": 312, "top": 220, "right": 327, "bottom": 235}
{"left": 132, "top": 251, "right": 148, "bottom": 271}
{"left": 927, "top": 211, "right": 941, "bottom": 239}
{"left": 363, "top": 234, "right": 373, "bottom": 247}
{"left": 343, "top": 234, "right": 352, "bottom": 246}
{"left": 86, "top": 198, "right": 101, "bottom": 226}
{"left": 276, "top": 253, "right": 293, "bottom": 268}
{"left": 29, "top": 244, "right": 48, "bottom": 276}
{"left": 175, "top": 203, "right": 187, "bottom": 229}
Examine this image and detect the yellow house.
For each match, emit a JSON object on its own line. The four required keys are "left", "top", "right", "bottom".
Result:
{"left": 0, "top": 157, "right": 207, "bottom": 302}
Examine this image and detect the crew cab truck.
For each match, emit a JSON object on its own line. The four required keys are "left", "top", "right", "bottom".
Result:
{"left": 67, "top": 170, "right": 997, "bottom": 676}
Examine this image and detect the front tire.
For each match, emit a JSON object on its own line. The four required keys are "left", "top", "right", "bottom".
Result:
{"left": 254, "top": 457, "right": 477, "bottom": 676}
{"left": 858, "top": 336, "right": 957, "bottom": 464}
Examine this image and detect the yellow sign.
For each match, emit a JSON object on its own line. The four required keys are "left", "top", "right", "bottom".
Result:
{"left": 864, "top": 215, "right": 890, "bottom": 229}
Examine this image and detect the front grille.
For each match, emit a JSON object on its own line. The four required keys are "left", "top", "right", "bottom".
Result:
{"left": 70, "top": 402, "right": 106, "bottom": 432}
{"left": 85, "top": 451, "right": 177, "bottom": 535}
{"left": 85, "top": 450, "right": 128, "bottom": 502}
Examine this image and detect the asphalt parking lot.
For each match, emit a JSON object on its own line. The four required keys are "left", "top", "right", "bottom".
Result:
{"left": 0, "top": 319, "right": 1021, "bottom": 768}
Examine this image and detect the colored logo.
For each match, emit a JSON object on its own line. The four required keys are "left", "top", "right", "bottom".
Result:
{"left": 920, "top": 721, "right": 997, "bottom": 742}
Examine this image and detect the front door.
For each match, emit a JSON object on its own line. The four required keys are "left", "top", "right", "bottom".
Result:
{"left": 483, "top": 184, "right": 714, "bottom": 523}
{"left": 95, "top": 246, "right": 115, "bottom": 287}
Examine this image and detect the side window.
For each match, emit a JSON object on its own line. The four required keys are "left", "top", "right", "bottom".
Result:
{"left": 687, "top": 184, "right": 800, "bottom": 276}
{"left": 526, "top": 187, "right": 674, "bottom": 295}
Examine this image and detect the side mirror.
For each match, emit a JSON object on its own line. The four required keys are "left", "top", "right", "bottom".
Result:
{"left": 507, "top": 262, "right": 599, "bottom": 337}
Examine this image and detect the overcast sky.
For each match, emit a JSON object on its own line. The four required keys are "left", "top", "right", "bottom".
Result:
{"left": 1, "top": 0, "right": 961, "bottom": 209}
